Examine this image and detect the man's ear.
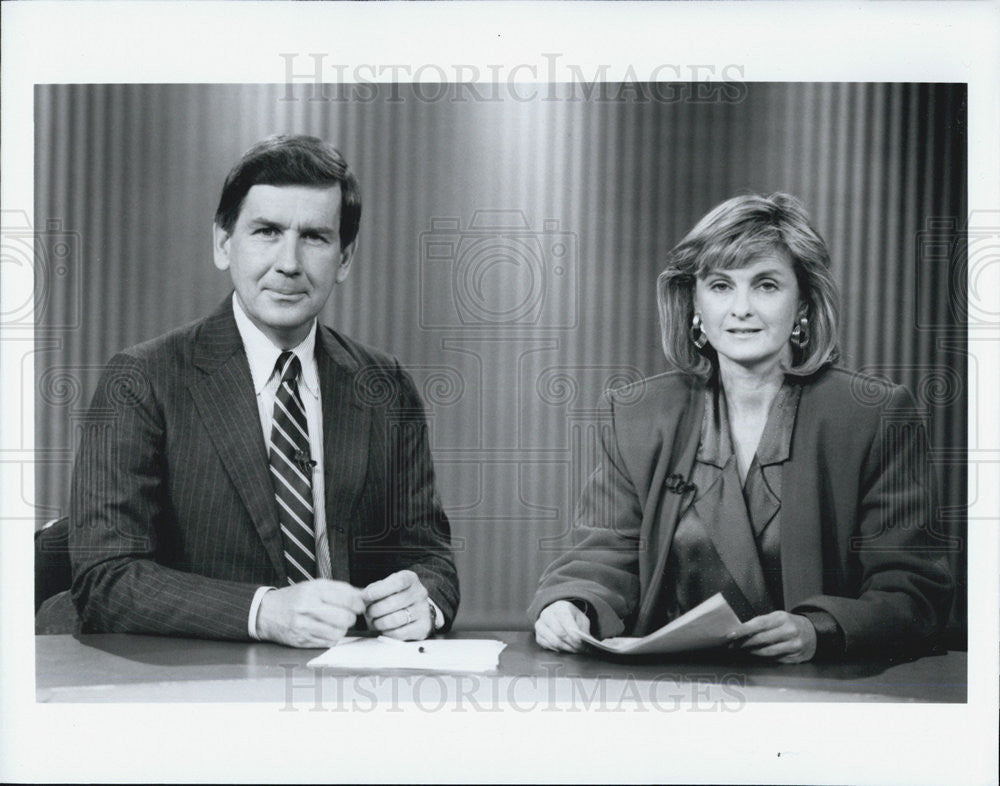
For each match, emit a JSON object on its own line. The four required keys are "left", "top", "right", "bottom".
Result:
{"left": 212, "top": 223, "right": 232, "bottom": 271}
{"left": 335, "top": 239, "right": 357, "bottom": 284}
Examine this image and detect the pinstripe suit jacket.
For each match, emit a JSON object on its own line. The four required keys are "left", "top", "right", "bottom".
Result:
{"left": 69, "top": 297, "right": 459, "bottom": 639}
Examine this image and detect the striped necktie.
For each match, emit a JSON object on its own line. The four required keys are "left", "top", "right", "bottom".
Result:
{"left": 269, "top": 351, "right": 317, "bottom": 583}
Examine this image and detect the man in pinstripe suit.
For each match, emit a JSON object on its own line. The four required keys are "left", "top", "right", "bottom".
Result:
{"left": 66, "top": 135, "right": 458, "bottom": 646}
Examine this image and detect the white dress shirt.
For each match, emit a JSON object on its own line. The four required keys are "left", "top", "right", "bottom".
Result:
{"left": 232, "top": 295, "right": 442, "bottom": 638}
{"left": 232, "top": 295, "right": 330, "bottom": 637}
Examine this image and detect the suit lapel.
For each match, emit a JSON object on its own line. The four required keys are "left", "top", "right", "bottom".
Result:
{"left": 189, "top": 298, "right": 286, "bottom": 581}
{"left": 634, "top": 383, "right": 703, "bottom": 630}
{"left": 780, "top": 389, "right": 825, "bottom": 607}
{"left": 316, "top": 327, "right": 370, "bottom": 582}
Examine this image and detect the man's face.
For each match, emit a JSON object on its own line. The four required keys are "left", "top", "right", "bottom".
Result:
{"left": 213, "top": 184, "right": 354, "bottom": 349}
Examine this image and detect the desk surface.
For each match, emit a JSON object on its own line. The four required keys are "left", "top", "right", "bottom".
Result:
{"left": 36, "top": 631, "right": 966, "bottom": 704}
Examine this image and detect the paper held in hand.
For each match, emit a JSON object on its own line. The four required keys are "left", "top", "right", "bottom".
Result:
{"left": 579, "top": 592, "right": 741, "bottom": 655}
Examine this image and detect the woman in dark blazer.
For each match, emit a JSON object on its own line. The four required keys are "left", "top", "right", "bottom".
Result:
{"left": 529, "top": 193, "right": 953, "bottom": 662}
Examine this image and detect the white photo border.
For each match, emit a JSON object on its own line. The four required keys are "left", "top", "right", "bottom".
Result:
{"left": 2, "top": 2, "right": 997, "bottom": 784}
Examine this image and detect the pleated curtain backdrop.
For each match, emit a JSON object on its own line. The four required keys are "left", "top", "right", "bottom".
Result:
{"left": 34, "top": 82, "right": 967, "bottom": 633}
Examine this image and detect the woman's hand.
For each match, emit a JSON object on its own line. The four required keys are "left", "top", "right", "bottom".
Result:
{"left": 730, "top": 611, "right": 817, "bottom": 663}
{"left": 534, "top": 600, "right": 592, "bottom": 653}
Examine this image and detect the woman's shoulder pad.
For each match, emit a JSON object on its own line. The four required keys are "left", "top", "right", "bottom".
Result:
{"left": 798, "top": 366, "right": 913, "bottom": 412}
{"left": 605, "top": 370, "right": 703, "bottom": 407}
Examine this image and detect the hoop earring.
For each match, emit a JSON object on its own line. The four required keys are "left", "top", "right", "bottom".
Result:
{"left": 790, "top": 316, "right": 809, "bottom": 349}
{"left": 690, "top": 314, "right": 708, "bottom": 349}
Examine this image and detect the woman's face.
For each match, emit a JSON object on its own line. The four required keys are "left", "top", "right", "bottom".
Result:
{"left": 693, "top": 252, "right": 802, "bottom": 374}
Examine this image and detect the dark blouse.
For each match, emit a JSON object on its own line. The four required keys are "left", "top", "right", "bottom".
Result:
{"left": 661, "top": 381, "right": 800, "bottom": 622}
{"left": 660, "top": 379, "right": 843, "bottom": 656}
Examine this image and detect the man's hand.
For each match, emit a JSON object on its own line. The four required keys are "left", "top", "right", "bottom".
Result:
{"left": 730, "top": 611, "right": 817, "bottom": 663}
{"left": 362, "top": 570, "right": 433, "bottom": 641}
{"left": 256, "top": 580, "right": 365, "bottom": 648}
{"left": 534, "top": 600, "right": 591, "bottom": 653}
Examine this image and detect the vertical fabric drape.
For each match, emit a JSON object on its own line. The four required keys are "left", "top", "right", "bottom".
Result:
{"left": 34, "top": 83, "right": 966, "bottom": 631}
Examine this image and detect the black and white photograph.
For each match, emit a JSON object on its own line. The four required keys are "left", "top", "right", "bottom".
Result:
{"left": 2, "top": 2, "right": 997, "bottom": 784}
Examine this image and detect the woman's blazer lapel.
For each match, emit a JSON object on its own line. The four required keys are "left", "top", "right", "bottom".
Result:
{"left": 627, "top": 378, "right": 704, "bottom": 635}
{"left": 779, "top": 387, "right": 827, "bottom": 608}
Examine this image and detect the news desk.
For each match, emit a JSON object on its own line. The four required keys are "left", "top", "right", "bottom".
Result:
{"left": 36, "top": 631, "right": 966, "bottom": 705}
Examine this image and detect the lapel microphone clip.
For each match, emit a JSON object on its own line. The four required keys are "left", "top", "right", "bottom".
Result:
{"left": 665, "top": 473, "right": 696, "bottom": 495}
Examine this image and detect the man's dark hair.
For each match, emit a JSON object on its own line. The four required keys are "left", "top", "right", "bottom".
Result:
{"left": 214, "top": 134, "right": 362, "bottom": 249}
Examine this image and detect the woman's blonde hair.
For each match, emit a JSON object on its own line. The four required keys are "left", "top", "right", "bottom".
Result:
{"left": 657, "top": 192, "right": 840, "bottom": 378}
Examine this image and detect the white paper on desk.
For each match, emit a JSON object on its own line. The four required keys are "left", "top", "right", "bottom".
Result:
{"left": 307, "top": 637, "right": 507, "bottom": 673}
{"left": 579, "top": 592, "right": 741, "bottom": 655}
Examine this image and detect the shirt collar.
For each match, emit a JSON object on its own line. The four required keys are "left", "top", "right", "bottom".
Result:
{"left": 697, "top": 385, "right": 733, "bottom": 469}
{"left": 697, "top": 379, "right": 801, "bottom": 468}
{"left": 231, "top": 293, "right": 320, "bottom": 399}
{"left": 755, "top": 382, "right": 801, "bottom": 466}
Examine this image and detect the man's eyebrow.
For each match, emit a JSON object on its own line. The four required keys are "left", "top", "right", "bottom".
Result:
{"left": 246, "top": 217, "right": 285, "bottom": 228}
{"left": 245, "top": 217, "right": 336, "bottom": 234}
{"left": 296, "top": 222, "right": 337, "bottom": 234}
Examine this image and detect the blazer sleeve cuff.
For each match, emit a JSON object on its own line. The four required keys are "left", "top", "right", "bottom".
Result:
{"left": 797, "top": 609, "right": 845, "bottom": 661}
{"left": 528, "top": 587, "right": 626, "bottom": 639}
{"left": 420, "top": 578, "right": 458, "bottom": 633}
